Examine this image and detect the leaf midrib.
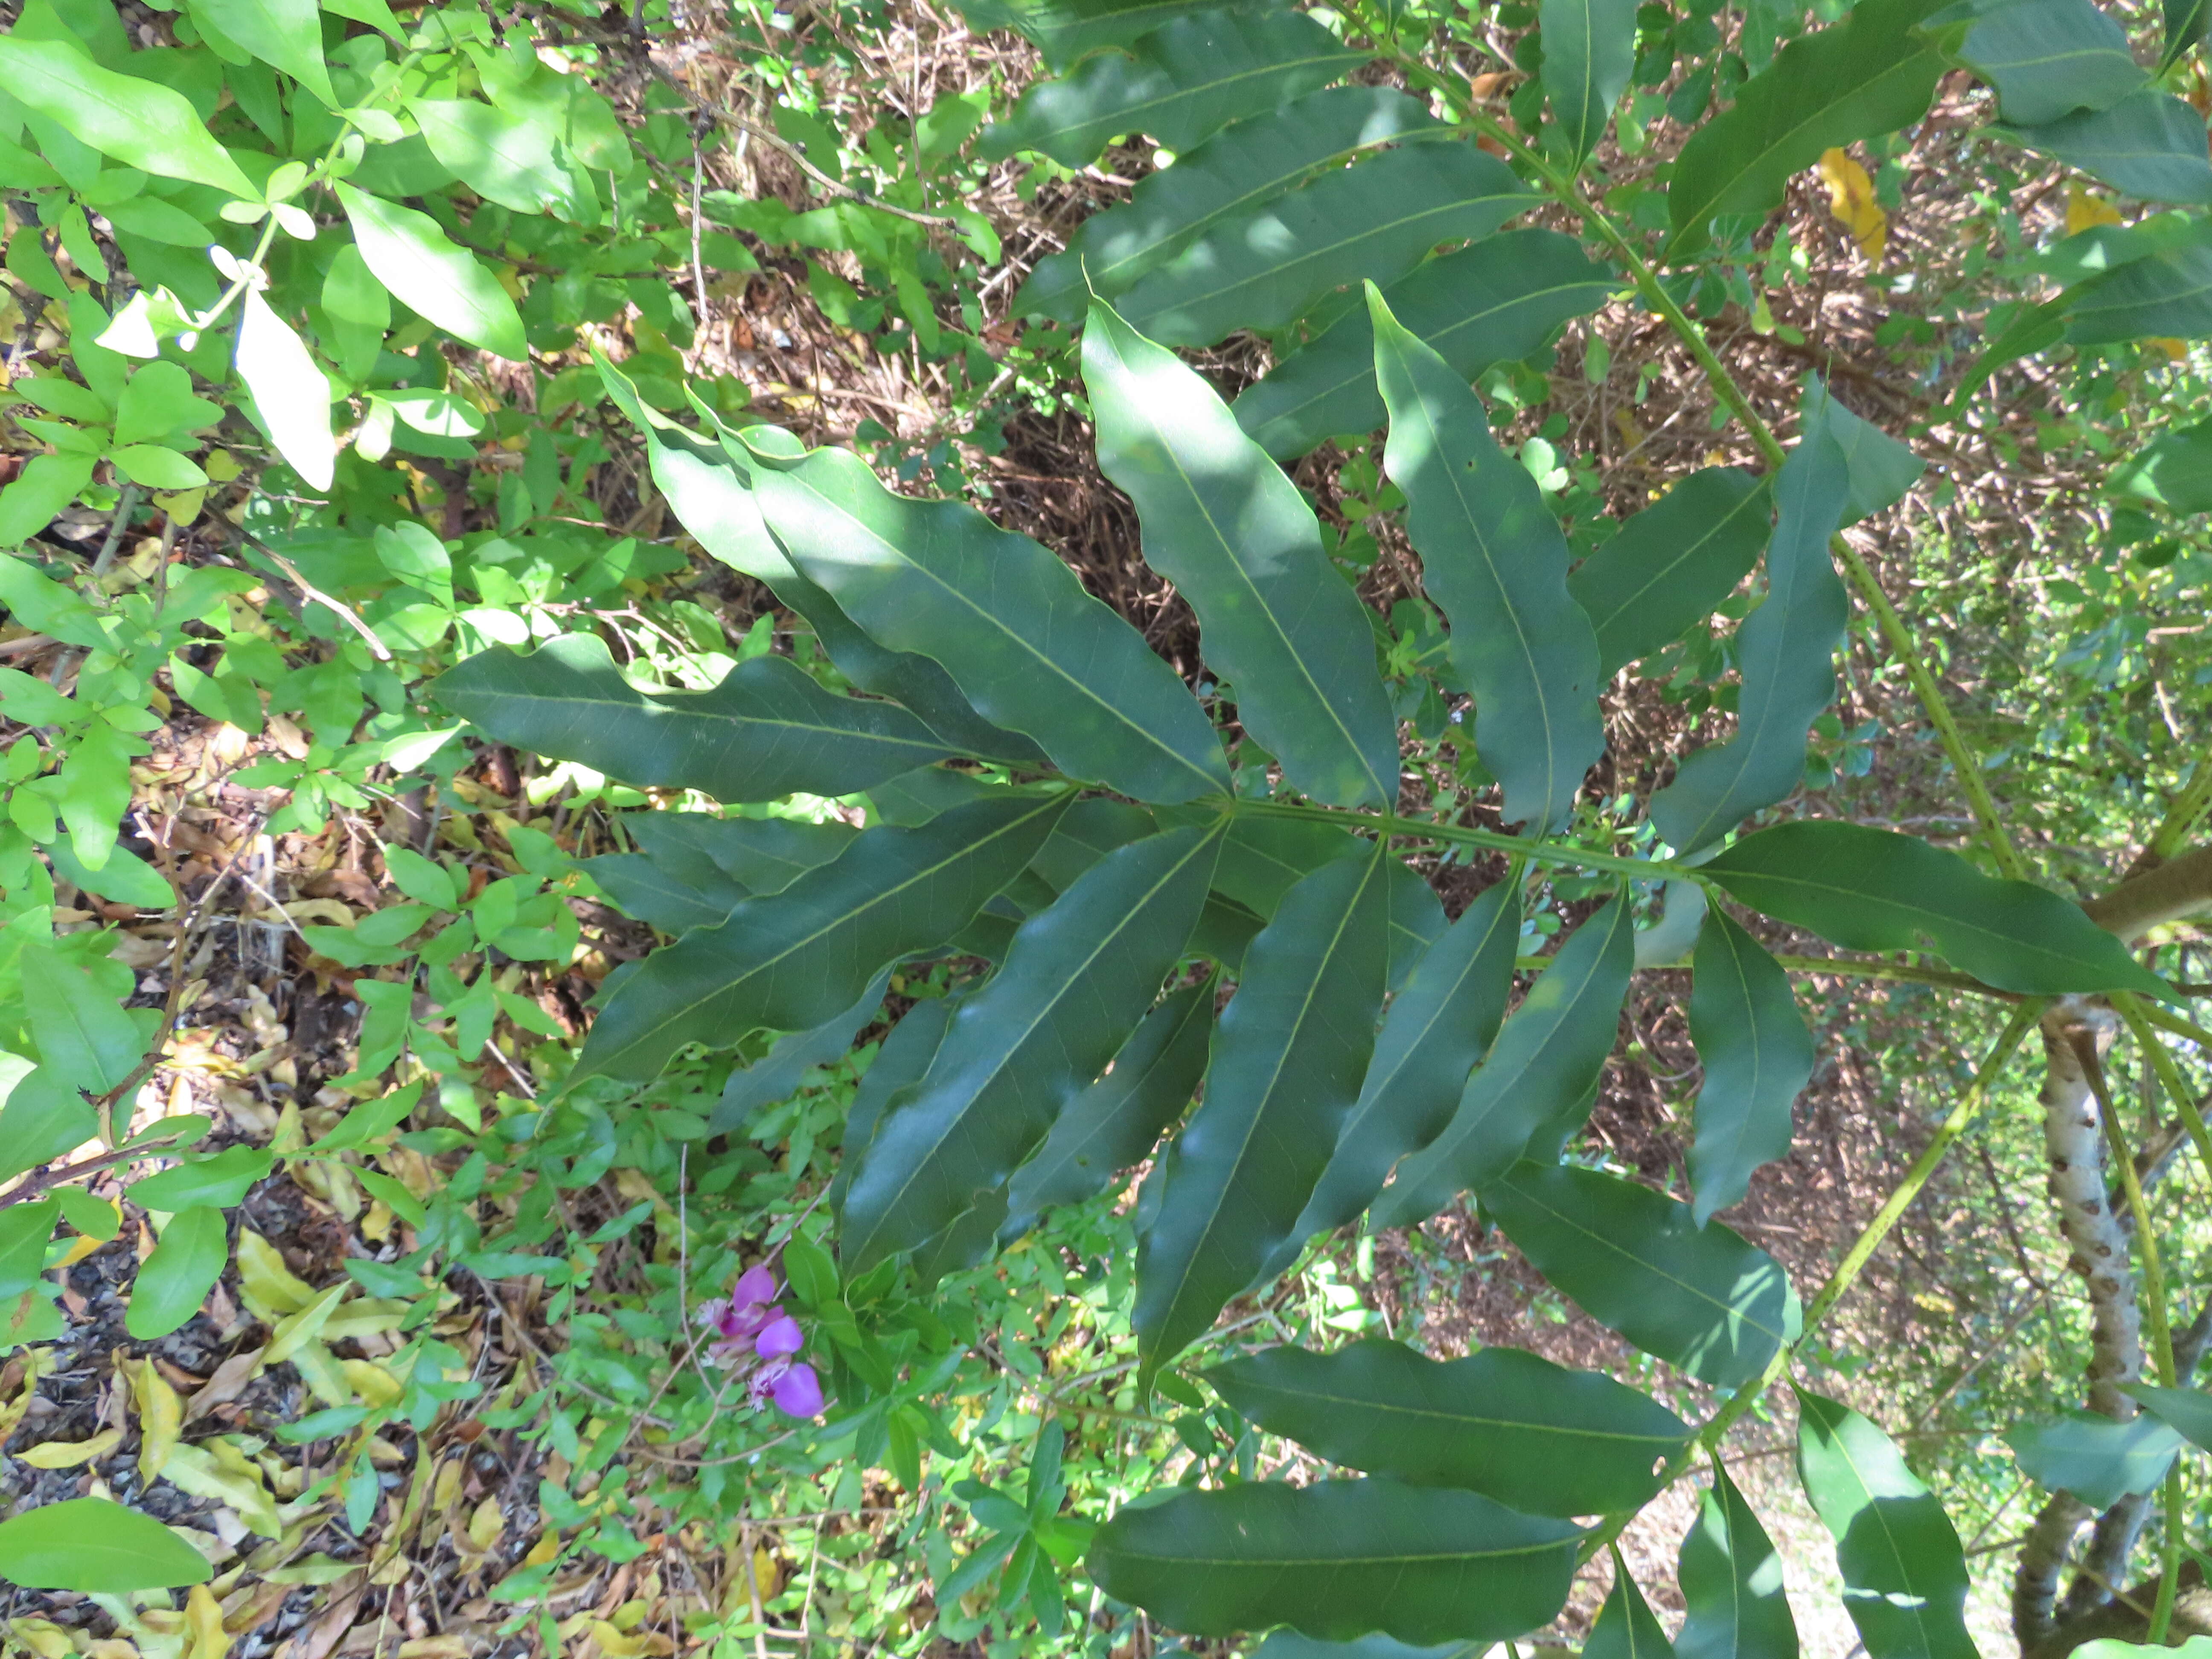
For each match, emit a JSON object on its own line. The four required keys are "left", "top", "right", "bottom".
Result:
{"left": 1237, "top": 1382, "right": 1683, "bottom": 1447}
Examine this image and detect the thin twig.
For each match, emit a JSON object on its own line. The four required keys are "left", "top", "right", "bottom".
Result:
{"left": 247, "top": 537, "right": 395, "bottom": 661}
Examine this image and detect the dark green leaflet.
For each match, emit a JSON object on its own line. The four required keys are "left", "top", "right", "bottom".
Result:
{"left": 2065, "top": 221, "right": 2212, "bottom": 342}
{"left": 435, "top": 633, "right": 954, "bottom": 804}
{"left": 1281, "top": 880, "right": 1519, "bottom": 1269}
{"left": 1484, "top": 1161, "right": 1802, "bottom": 1387}
{"left": 1649, "top": 413, "right": 1852, "bottom": 855}
{"left": 1700, "top": 820, "right": 2174, "bottom": 997}
{"left": 625, "top": 812, "right": 856, "bottom": 897}
{"left": 1085, "top": 1479, "right": 1580, "bottom": 1644}
{"left": 1371, "top": 894, "right": 1634, "bottom": 1230}
{"left": 999, "top": 978, "right": 1214, "bottom": 1243}
{"left": 1796, "top": 1388, "right": 1977, "bottom": 1659}
{"left": 581, "top": 853, "right": 742, "bottom": 936}
{"left": 1539, "top": 0, "right": 1636, "bottom": 163}
{"left": 1676, "top": 1465, "right": 1801, "bottom": 1659}
{"left": 839, "top": 823, "right": 1221, "bottom": 1268}
{"left": 2163, "top": 0, "right": 2210, "bottom": 69}
{"left": 1019, "top": 85, "right": 1444, "bottom": 324}
{"left": 2122, "top": 1381, "right": 2212, "bottom": 1452}
{"left": 744, "top": 445, "right": 1231, "bottom": 804}
{"left": 1134, "top": 847, "right": 1391, "bottom": 1377}
{"left": 1085, "top": 302, "right": 1401, "bottom": 808}
{"left": 1371, "top": 286, "right": 1603, "bottom": 832}
{"left": 1114, "top": 141, "right": 1535, "bottom": 347}
{"left": 1665, "top": 0, "right": 1951, "bottom": 259}
{"left": 830, "top": 997, "right": 955, "bottom": 1223}
{"left": 978, "top": 7, "right": 1362, "bottom": 167}
{"left": 575, "top": 792, "right": 1070, "bottom": 1083}
{"left": 2005, "top": 90, "right": 2212, "bottom": 206}
{"left": 1802, "top": 377, "right": 1923, "bottom": 523}
{"left": 710, "top": 968, "right": 891, "bottom": 1134}
{"left": 1234, "top": 229, "right": 1616, "bottom": 460}
{"left": 1205, "top": 1337, "right": 1690, "bottom": 1515}
{"left": 1031, "top": 799, "right": 1158, "bottom": 893}
{"left": 1568, "top": 468, "right": 1772, "bottom": 677}
{"left": 1686, "top": 908, "right": 1814, "bottom": 1225}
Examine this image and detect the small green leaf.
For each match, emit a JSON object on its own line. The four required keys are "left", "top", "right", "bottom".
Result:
{"left": 1483, "top": 1161, "right": 1802, "bottom": 1386}
{"left": 1000, "top": 978, "right": 1214, "bottom": 1243}
{"left": 1114, "top": 142, "right": 1534, "bottom": 347}
{"left": 1020, "top": 85, "right": 1445, "bottom": 323}
{"left": 1085, "top": 1479, "right": 1580, "bottom": 1644}
{"left": 1235, "top": 230, "right": 1616, "bottom": 460}
{"left": 2005, "top": 89, "right": 2212, "bottom": 205}
{"left": 1650, "top": 410, "right": 1850, "bottom": 855}
{"left": 22, "top": 944, "right": 144, "bottom": 1094}
{"left": 233, "top": 291, "right": 336, "bottom": 492}
{"left": 334, "top": 182, "right": 527, "bottom": 361}
{"left": 0, "top": 1202, "right": 59, "bottom": 1300}
{"left": 1568, "top": 468, "right": 1773, "bottom": 677}
{"left": 125, "top": 1205, "right": 229, "bottom": 1340}
{"left": 192, "top": 0, "right": 338, "bottom": 107}
{"left": 1541, "top": 0, "right": 1636, "bottom": 163}
{"left": 1085, "top": 301, "right": 1400, "bottom": 808}
{"left": 576, "top": 792, "right": 1070, "bottom": 1083}
{"left": 436, "top": 634, "right": 954, "bottom": 803}
{"left": 841, "top": 822, "right": 1222, "bottom": 1268}
{"left": 1283, "top": 879, "right": 1519, "bottom": 1266}
{"left": 1796, "top": 1388, "right": 1976, "bottom": 1659}
{"left": 748, "top": 445, "right": 1229, "bottom": 803}
{"left": 0, "top": 453, "right": 99, "bottom": 548}
{"left": 0, "top": 1496, "right": 211, "bottom": 1592}
{"left": 132, "top": 1146, "right": 274, "bottom": 1211}
{"left": 1586, "top": 1545, "right": 1676, "bottom": 1659}
{"left": 1135, "top": 847, "right": 1391, "bottom": 1377}
{"left": 1666, "top": 0, "right": 1950, "bottom": 259}
{"left": 0, "top": 1069, "right": 97, "bottom": 1186}
{"left": 1700, "top": 820, "right": 2174, "bottom": 997}
{"left": 2110, "top": 415, "right": 2212, "bottom": 512}
{"left": 2005, "top": 1409, "right": 2184, "bottom": 1506}
{"left": 114, "top": 361, "right": 221, "bottom": 448}
{"left": 1205, "top": 1338, "right": 1689, "bottom": 1515}
{"left": 1371, "top": 284, "right": 1604, "bottom": 831}
{"left": 410, "top": 98, "right": 581, "bottom": 216}
{"left": 1373, "top": 894, "right": 1635, "bottom": 1230}
{"left": 979, "top": 8, "right": 1363, "bottom": 166}
{"left": 1686, "top": 907, "right": 1814, "bottom": 1225}
{"left": 1677, "top": 1465, "right": 1800, "bottom": 1659}
{"left": 0, "top": 34, "right": 256, "bottom": 197}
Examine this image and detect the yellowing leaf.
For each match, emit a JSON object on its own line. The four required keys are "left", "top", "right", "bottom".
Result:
{"left": 161, "top": 1442, "right": 282, "bottom": 1537}
{"left": 466, "top": 1497, "right": 504, "bottom": 1553}
{"left": 131, "top": 1355, "right": 183, "bottom": 1484}
{"left": 588, "top": 1624, "right": 672, "bottom": 1659}
{"left": 2149, "top": 337, "right": 2189, "bottom": 360}
{"left": 17, "top": 1426, "right": 123, "bottom": 1467}
{"left": 342, "top": 1358, "right": 405, "bottom": 1409}
{"left": 184, "top": 1582, "right": 230, "bottom": 1659}
{"left": 2066, "top": 184, "right": 2125, "bottom": 235}
{"left": 1817, "top": 147, "right": 1886, "bottom": 262}
{"left": 263, "top": 1283, "right": 348, "bottom": 1366}
{"left": 235, "top": 1229, "right": 317, "bottom": 1318}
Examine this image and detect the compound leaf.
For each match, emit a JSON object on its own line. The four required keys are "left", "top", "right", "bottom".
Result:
{"left": 1086, "top": 301, "right": 1400, "bottom": 808}
{"left": 1086, "top": 1479, "right": 1580, "bottom": 1644}
{"left": 1205, "top": 1338, "right": 1690, "bottom": 1515}
{"left": 1371, "top": 285, "right": 1603, "bottom": 831}
{"left": 437, "top": 633, "right": 953, "bottom": 803}
{"left": 1484, "top": 1162, "right": 1802, "bottom": 1386}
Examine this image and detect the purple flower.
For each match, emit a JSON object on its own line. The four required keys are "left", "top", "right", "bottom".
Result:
{"left": 754, "top": 1314, "right": 804, "bottom": 1358}
{"left": 768, "top": 1362, "right": 822, "bottom": 1417}
{"left": 733, "top": 1263, "right": 777, "bottom": 1306}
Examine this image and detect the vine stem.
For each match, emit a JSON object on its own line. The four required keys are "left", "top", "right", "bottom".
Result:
{"left": 1576, "top": 1000, "right": 2040, "bottom": 1568}
{"left": 1392, "top": 61, "right": 2031, "bottom": 885}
